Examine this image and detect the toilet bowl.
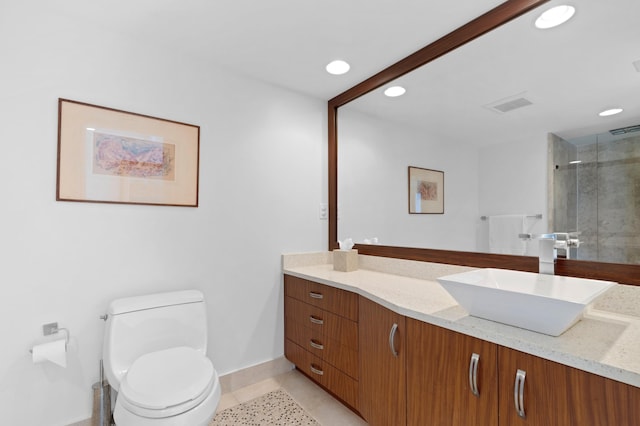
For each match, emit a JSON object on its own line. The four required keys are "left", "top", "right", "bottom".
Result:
{"left": 103, "top": 290, "right": 221, "bottom": 425}
{"left": 114, "top": 346, "right": 221, "bottom": 425}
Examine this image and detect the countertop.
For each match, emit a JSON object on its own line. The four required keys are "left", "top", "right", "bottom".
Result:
{"left": 282, "top": 252, "right": 640, "bottom": 388}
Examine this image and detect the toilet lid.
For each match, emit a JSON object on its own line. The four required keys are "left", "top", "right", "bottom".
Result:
{"left": 120, "top": 346, "right": 214, "bottom": 410}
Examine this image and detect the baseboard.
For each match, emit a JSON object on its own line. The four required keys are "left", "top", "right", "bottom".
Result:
{"left": 219, "top": 356, "right": 294, "bottom": 394}
{"left": 67, "top": 419, "right": 91, "bottom": 426}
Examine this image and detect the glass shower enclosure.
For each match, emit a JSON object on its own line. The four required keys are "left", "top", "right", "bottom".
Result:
{"left": 551, "top": 128, "right": 640, "bottom": 264}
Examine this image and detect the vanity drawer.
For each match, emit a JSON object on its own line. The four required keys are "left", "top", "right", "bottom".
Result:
{"left": 285, "top": 296, "right": 358, "bottom": 350}
{"left": 285, "top": 275, "right": 358, "bottom": 321}
{"left": 285, "top": 317, "right": 358, "bottom": 379}
{"left": 285, "top": 339, "right": 359, "bottom": 411}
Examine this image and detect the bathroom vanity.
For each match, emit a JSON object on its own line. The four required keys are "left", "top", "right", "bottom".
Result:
{"left": 282, "top": 252, "right": 640, "bottom": 426}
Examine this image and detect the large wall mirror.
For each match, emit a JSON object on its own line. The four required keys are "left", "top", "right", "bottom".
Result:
{"left": 328, "top": 0, "right": 640, "bottom": 285}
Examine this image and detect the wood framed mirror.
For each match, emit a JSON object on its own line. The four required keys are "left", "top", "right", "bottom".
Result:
{"left": 327, "top": 0, "right": 640, "bottom": 286}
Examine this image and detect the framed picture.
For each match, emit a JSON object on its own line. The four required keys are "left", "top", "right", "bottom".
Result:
{"left": 408, "top": 166, "right": 444, "bottom": 214}
{"left": 56, "top": 99, "right": 200, "bottom": 207}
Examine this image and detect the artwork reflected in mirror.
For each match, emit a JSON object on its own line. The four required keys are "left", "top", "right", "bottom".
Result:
{"left": 408, "top": 167, "right": 444, "bottom": 214}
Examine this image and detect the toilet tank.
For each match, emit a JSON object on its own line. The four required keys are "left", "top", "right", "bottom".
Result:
{"left": 103, "top": 290, "right": 208, "bottom": 390}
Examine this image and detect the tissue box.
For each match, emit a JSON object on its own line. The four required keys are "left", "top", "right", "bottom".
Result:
{"left": 333, "top": 249, "right": 358, "bottom": 272}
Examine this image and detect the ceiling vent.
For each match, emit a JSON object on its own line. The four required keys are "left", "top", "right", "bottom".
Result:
{"left": 609, "top": 124, "right": 640, "bottom": 135}
{"left": 484, "top": 93, "right": 533, "bottom": 114}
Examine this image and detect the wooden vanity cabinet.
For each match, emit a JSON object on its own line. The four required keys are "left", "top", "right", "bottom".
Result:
{"left": 407, "top": 320, "right": 640, "bottom": 426}
{"left": 283, "top": 275, "right": 359, "bottom": 410}
{"left": 359, "top": 296, "right": 407, "bottom": 426}
{"left": 406, "top": 319, "right": 498, "bottom": 426}
{"left": 284, "top": 276, "right": 640, "bottom": 425}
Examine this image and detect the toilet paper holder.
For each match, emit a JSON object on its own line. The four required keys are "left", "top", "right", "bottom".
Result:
{"left": 29, "top": 322, "right": 69, "bottom": 353}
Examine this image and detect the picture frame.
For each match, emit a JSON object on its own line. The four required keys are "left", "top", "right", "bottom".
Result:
{"left": 408, "top": 166, "right": 444, "bottom": 214}
{"left": 56, "top": 98, "right": 200, "bottom": 207}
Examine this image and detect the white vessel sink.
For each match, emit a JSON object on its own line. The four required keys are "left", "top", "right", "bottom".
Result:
{"left": 437, "top": 268, "right": 615, "bottom": 336}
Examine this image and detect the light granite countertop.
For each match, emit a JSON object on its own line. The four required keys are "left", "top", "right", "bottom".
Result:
{"left": 282, "top": 252, "right": 640, "bottom": 388}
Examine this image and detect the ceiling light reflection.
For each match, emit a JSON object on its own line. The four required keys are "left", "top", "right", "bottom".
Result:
{"left": 384, "top": 86, "right": 406, "bottom": 97}
{"left": 326, "top": 60, "right": 350, "bottom": 75}
{"left": 535, "top": 5, "right": 576, "bottom": 29}
{"left": 599, "top": 108, "right": 623, "bottom": 117}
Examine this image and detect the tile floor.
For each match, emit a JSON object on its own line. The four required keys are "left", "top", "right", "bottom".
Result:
{"left": 217, "top": 369, "right": 368, "bottom": 426}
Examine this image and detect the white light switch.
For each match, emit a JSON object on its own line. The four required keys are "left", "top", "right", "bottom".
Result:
{"left": 319, "top": 203, "right": 328, "bottom": 220}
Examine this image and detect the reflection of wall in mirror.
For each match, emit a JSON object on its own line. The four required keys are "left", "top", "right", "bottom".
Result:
{"left": 338, "top": 107, "right": 548, "bottom": 254}
{"left": 338, "top": 107, "right": 476, "bottom": 250}
{"left": 477, "top": 137, "right": 547, "bottom": 256}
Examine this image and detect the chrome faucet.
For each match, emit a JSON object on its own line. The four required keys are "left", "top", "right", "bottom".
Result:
{"left": 554, "top": 232, "right": 581, "bottom": 259}
{"left": 518, "top": 232, "right": 580, "bottom": 274}
{"left": 539, "top": 234, "right": 557, "bottom": 275}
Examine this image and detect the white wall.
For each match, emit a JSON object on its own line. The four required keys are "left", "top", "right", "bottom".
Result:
{"left": 0, "top": 4, "right": 326, "bottom": 425}
{"left": 338, "top": 108, "right": 480, "bottom": 251}
{"left": 477, "top": 136, "right": 548, "bottom": 255}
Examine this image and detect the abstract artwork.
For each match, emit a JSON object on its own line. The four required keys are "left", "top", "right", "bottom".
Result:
{"left": 92, "top": 132, "right": 175, "bottom": 180}
{"left": 57, "top": 99, "right": 199, "bottom": 207}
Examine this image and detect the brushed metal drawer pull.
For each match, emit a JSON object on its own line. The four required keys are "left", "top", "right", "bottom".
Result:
{"left": 309, "top": 291, "right": 324, "bottom": 299}
{"left": 309, "top": 315, "right": 324, "bottom": 325}
{"left": 310, "top": 339, "right": 324, "bottom": 350}
{"left": 310, "top": 364, "right": 324, "bottom": 376}
{"left": 469, "top": 353, "right": 480, "bottom": 397}
{"left": 389, "top": 323, "right": 399, "bottom": 357}
{"left": 514, "top": 369, "right": 527, "bottom": 418}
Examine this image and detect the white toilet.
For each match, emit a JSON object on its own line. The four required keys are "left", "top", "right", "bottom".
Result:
{"left": 103, "top": 290, "right": 221, "bottom": 426}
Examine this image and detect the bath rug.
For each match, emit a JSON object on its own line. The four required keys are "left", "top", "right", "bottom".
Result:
{"left": 210, "top": 388, "right": 320, "bottom": 426}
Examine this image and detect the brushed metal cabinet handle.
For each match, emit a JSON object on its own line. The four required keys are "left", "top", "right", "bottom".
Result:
{"left": 310, "top": 364, "right": 324, "bottom": 376}
{"left": 469, "top": 353, "right": 480, "bottom": 397}
{"left": 309, "top": 339, "right": 324, "bottom": 350}
{"left": 309, "top": 315, "right": 324, "bottom": 325}
{"left": 309, "top": 291, "right": 324, "bottom": 299}
{"left": 389, "top": 323, "right": 399, "bottom": 357}
{"left": 514, "top": 369, "right": 527, "bottom": 418}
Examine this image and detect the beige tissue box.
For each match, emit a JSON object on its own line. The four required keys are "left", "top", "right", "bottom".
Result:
{"left": 333, "top": 249, "right": 358, "bottom": 272}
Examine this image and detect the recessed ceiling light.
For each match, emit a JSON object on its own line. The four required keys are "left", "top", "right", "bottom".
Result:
{"left": 599, "top": 108, "right": 623, "bottom": 117}
{"left": 326, "top": 60, "right": 350, "bottom": 75}
{"left": 535, "top": 5, "right": 576, "bottom": 29}
{"left": 569, "top": 160, "right": 582, "bottom": 164}
{"left": 384, "top": 86, "right": 406, "bottom": 97}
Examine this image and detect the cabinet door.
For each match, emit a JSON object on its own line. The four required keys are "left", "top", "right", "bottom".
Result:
{"left": 359, "top": 296, "right": 406, "bottom": 426}
{"left": 406, "top": 319, "right": 498, "bottom": 426}
{"left": 500, "top": 346, "right": 640, "bottom": 425}
{"left": 565, "top": 357, "right": 640, "bottom": 425}
{"left": 498, "top": 347, "right": 572, "bottom": 425}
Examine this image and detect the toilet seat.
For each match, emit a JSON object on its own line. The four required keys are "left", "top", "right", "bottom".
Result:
{"left": 119, "top": 346, "right": 215, "bottom": 419}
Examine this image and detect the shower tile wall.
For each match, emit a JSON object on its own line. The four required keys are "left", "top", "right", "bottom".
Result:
{"left": 595, "top": 134, "right": 640, "bottom": 264}
{"left": 553, "top": 132, "right": 640, "bottom": 264}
